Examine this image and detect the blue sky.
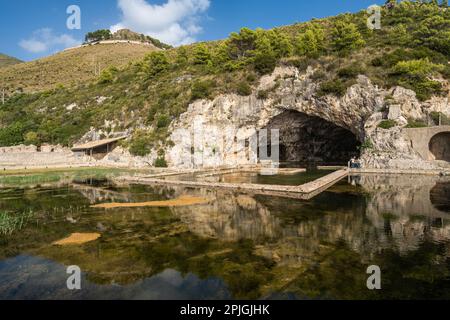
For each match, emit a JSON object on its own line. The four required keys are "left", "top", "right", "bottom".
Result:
{"left": 0, "top": 0, "right": 385, "bottom": 61}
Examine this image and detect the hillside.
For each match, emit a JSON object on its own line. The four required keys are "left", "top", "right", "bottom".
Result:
{"left": 0, "top": 0, "right": 449, "bottom": 162}
{"left": 0, "top": 53, "right": 22, "bottom": 68}
{"left": 0, "top": 42, "right": 160, "bottom": 94}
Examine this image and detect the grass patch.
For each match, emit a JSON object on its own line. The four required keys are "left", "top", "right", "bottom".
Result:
{"left": 405, "top": 118, "right": 428, "bottom": 128}
{"left": 378, "top": 120, "right": 397, "bottom": 129}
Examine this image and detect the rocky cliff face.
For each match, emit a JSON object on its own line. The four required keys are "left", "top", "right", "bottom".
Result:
{"left": 167, "top": 66, "right": 449, "bottom": 170}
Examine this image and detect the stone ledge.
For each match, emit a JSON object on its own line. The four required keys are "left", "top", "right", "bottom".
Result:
{"left": 114, "top": 169, "right": 349, "bottom": 200}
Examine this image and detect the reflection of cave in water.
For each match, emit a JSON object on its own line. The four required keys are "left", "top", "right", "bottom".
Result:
{"left": 263, "top": 111, "right": 361, "bottom": 165}
{"left": 429, "top": 132, "right": 450, "bottom": 162}
{"left": 430, "top": 182, "right": 450, "bottom": 213}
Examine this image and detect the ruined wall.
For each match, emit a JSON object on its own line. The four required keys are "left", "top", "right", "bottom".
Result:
{"left": 0, "top": 144, "right": 157, "bottom": 169}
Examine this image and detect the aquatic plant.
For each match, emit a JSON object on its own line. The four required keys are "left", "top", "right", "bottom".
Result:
{"left": 0, "top": 210, "right": 34, "bottom": 236}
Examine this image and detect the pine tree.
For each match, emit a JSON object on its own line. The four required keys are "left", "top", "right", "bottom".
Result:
{"left": 295, "top": 25, "right": 325, "bottom": 57}
{"left": 193, "top": 44, "right": 212, "bottom": 65}
{"left": 253, "top": 33, "right": 277, "bottom": 74}
{"left": 331, "top": 21, "right": 365, "bottom": 55}
{"left": 266, "top": 30, "right": 293, "bottom": 58}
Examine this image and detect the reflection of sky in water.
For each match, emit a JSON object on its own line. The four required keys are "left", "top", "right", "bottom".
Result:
{"left": 0, "top": 255, "right": 231, "bottom": 300}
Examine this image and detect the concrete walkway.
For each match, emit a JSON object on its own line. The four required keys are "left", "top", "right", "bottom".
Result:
{"left": 115, "top": 169, "right": 349, "bottom": 200}
{"left": 350, "top": 168, "right": 450, "bottom": 176}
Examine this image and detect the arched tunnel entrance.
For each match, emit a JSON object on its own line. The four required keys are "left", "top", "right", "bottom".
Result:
{"left": 430, "top": 182, "right": 450, "bottom": 213}
{"left": 263, "top": 111, "right": 361, "bottom": 165}
{"left": 429, "top": 132, "right": 450, "bottom": 162}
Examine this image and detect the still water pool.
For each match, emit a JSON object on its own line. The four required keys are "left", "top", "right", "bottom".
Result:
{"left": 0, "top": 172, "right": 449, "bottom": 300}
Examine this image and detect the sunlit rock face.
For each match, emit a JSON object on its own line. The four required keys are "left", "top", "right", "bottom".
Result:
{"left": 168, "top": 66, "right": 449, "bottom": 169}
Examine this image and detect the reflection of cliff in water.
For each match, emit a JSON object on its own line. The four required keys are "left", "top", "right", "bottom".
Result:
{"left": 72, "top": 183, "right": 132, "bottom": 204}
{"left": 2, "top": 174, "right": 450, "bottom": 299}
{"left": 168, "top": 175, "right": 450, "bottom": 261}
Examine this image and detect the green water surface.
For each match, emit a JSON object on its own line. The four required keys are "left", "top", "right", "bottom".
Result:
{"left": 0, "top": 170, "right": 449, "bottom": 300}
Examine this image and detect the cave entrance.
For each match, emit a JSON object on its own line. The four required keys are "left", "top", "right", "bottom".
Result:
{"left": 430, "top": 182, "right": 450, "bottom": 213}
{"left": 429, "top": 132, "right": 450, "bottom": 162}
{"left": 263, "top": 110, "right": 361, "bottom": 165}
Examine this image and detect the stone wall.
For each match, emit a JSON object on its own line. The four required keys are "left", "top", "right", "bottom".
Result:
{"left": 0, "top": 144, "right": 157, "bottom": 169}
{"left": 0, "top": 145, "right": 88, "bottom": 169}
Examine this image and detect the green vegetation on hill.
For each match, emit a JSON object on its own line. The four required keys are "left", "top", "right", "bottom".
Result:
{"left": 0, "top": 1, "right": 449, "bottom": 153}
{"left": 0, "top": 53, "right": 22, "bottom": 68}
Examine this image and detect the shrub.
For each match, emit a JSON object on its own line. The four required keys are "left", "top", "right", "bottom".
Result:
{"left": 359, "top": 139, "right": 374, "bottom": 151}
{"left": 0, "top": 122, "right": 26, "bottom": 146}
{"left": 398, "top": 77, "right": 442, "bottom": 101}
{"left": 405, "top": 118, "right": 428, "bottom": 128}
{"left": 317, "top": 79, "right": 347, "bottom": 97}
{"left": 310, "top": 70, "right": 326, "bottom": 81}
{"left": 24, "top": 131, "right": 39, "bottom": 145}
{"left": 156, "top": 115, "right": 171, "bottom": 129}
{"left": 430, "top": 111, "right": 450, "bottom": 125}
{"left": 378, "top": 120, "right": 397, "bottom": 129}
{"left": 129, "top": 132, "right": 153, "bottom": 156}
{"left": 371, "top": 57, "right": 383, "bottom": 67}
{"left": 191, "top": 80, "right": 215, "bottom": 101}
{"left": 246, "top": 73, "right": 257, "bottom": 83}
{"left": 98, "top": 68, "right": 114, "bottom": 84}
{"left": 154, "top": 156, "right": 168, "bottom": 168}
{"left": 257, "top": 90, "right": 269, "bottom": 100}
{"left": 392, "top": 58, "right": 443, "bottom": 78}
{"left": 254, "top": 51, "right": 277, "bottom": 75}
{"left": 236, "top": 81, "right": 252, "bottom": 96}
{"left": 337, "top": 64, "right": 365, "bottom": 79}
{"left": 286, "top": 57, "right": 310, "bottom": 71}
{"left": 391, "top": 58, "right": 444, "bottom": 101}
{"left": 145, "top": 52, "right": 169, "bottom": 77}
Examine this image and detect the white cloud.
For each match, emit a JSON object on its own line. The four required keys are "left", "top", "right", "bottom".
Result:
{"left": 19, "top": 28, "right": 81, "bottom": 53}
{"left": 111, "top": 0, "right": 210, "bottom": 46}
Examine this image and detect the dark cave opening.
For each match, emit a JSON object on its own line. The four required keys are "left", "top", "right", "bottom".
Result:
{"left": 430, "top": 182, "right": 450, "bottom": 213}
{"left": 263, "top": 110, "right": 361, "bottom": 165}
{"left": 429, "top": 132, "right": 450, "bottom": 162}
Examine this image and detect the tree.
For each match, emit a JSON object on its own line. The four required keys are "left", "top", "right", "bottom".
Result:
{"left": 145, "top": 52, "right": 169, "bottom": 76}
{"left": 85, "top": 29, "right": 112, "bottom": 42}
{"left": 24, "top": 131, "right": 39, "bottom": 146}
{"left": 228, "top": 28, "right": 258, "bottom": 60}
{"left": 331, "top": 22, "right": 365, "bottom": 55}
{"left": 296, "top": 25, "right": 326, "bottom": 57}
{"left": 175, "top": 46, "right": 189, "bottom": 66}
{"left": 193, "top": 44, "right": 212, "bottom": 65}
{"left": 253, "top": 33, "right": 277, "bottom": 74}
{"left": 97, "top": 66, "right": 118, "bottom": 84}
{"left": 266, "top": 30, "right": 293, "bottom": 58}
{"left": 413, "top": 15, "right": 450, "bottom": 55}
